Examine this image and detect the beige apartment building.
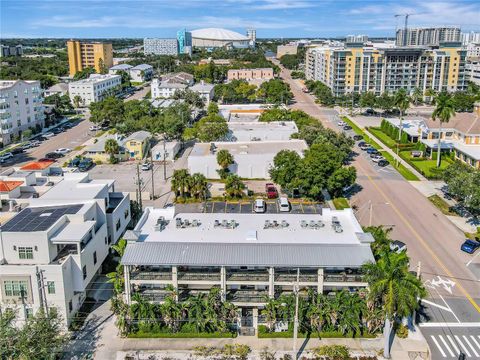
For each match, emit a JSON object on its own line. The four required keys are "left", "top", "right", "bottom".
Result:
{"left": 67, "top": 40, "right": 113, "bottom": 77}
{"left": 227, "top": 68, "right": 274, "bottom": 82}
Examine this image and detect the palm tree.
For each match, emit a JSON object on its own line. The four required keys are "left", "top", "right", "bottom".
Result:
{"left": 432, "top": 92, "right": 456, "bottom": 168}
{"left": 104, "top": 138, "right": 120, "bottom": 164}
{"left": 362, "top": 251, "right": 426, "bottom": 358}
{"left": 261, "top": 297, "right": 279, "bottom": 332}
{"left": 338, "top": 292, "right": 366, "bottom": 336}
{"left": 224, "top": 174, "right": 245, "bottom": 198}
{"left": 190, "top": 173, "right": 208, "bottom": 199}
{"left": 171, "top": 169, "right": 191, "bottom": 198}
{"left": 307, "top": 293, "right": 331, "bottom": 337}
{"left": 72, "top": 95, "right": 83, "bottom": 114}
{"left": 424, "top": 88, "right": 437, "bottom": 104}
{"left": 216, "top": 149, "right": 234, "bottom": 170}
{"left": 394, "top": 89, "right": 411, "bottom": 141}
{"left": 412, "top": 87, "right": 423, "bottom": 106}
{"left": 363, "top": 226, "right": 393, "bottom": 259}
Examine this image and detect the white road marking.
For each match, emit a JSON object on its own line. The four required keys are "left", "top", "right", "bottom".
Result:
{"left": 455, "top": 335, "right": 471, "bottom": 357}
{"left": 471, "top": 336, "right": 480, "bottom": 352}
{"left": 431, "top": 335, "right": 447, "bottom": 357}
{"left": 419, "top": 322, "right": 480, "bottom": 327}
{"left": 463, "top": 335, "right": 479, "bottom": 357}
{"left": 426, "top": 276, "right": 456, "bottom": 294}
{"left": 439, "top": 335, "right": 455, "bottom": 357}
{"left": 421, "top": 298, "right": 453, "bottom": 312}
{"left": 466, "top": 250, "right": 480, "bottom": 267}
{"left": 447, "top": 335, "right": 460, "bottom": 355}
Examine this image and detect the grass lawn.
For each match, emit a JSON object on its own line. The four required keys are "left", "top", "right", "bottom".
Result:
{"left": 399, "top": 151, "right": 451, "bottom": 179}
{"left": 73, "top": 145, "right": 86, "bottom": 151}
{"left": 465, "top": 228, "right": 480, "bottom": 241}
{"left": 428, "top": 195, "right": 457, "bottom": 216}
{"left": 333, "top": 197, "right": 350, "bottom": 210}
{"left": 368, "top": 127, "right": 397, "bottom": 148}
{"left": 128, "top": 331, "right": 237, "bottom": 338}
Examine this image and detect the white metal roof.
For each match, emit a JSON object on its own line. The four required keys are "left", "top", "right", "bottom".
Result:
{"left": 191, "top": 28, "right": 249, "bottom": 41}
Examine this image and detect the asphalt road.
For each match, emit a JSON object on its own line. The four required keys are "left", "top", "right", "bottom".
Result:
{"left": 277, "top": 64, "right": 480, "bottom": 359}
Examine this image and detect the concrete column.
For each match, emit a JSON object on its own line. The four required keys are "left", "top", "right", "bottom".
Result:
{"left": 124, "top": 265, "right": 131, "bottom": 305}
{"left": 172, "top": 266, "right": 178, "bottom": 300}
{"left": 252, "top": 308, "right": 258, "bottom": 329}
{"left": 220, "top": 266, "right": 227, "bottom": 301}
{"left": 269, "top": 267, "right": 275, "bottom": 298}
{"left": 317, "top": 268, "right": 324, "bottom": 294}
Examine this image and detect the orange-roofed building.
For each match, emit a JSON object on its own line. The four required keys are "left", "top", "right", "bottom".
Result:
{"left": 0, "top": 180, "right": 23, "bottom": 199}
{"left": 20, "top": 160, "right": 55, "bottom": 171}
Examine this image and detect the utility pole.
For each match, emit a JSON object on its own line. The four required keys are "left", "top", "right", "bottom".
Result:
{"left": 37, "top": 268, "right": 49, "bottom": 316}
{"left": 150, "top": 151, "right": 155, "bottom": 200}
{"left": 135, "top": 163, "right": 143, "bottom": 212}
{"left": 369, "top": 200, "right": 373, "bottom": 226}
{"left": 163, "top": 136, "right": 167, "bottom": 181}
{"left": 20, "top": 288, "right": 28, "bottom": 321}
{"left": 292, "top": 268, "right": 300, "bottom": 359}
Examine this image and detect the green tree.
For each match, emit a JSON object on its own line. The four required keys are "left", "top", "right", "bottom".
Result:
{"left": 363, "top": 226, "right": 393, "bottom": 259}
{"left": 269, "top": 150, "right": 302, "bottom": 190}
{"left": 207, "top": 101, "right": 219, "bottom": 115}
{"left": 104, "top": 138, "right": 120, "bottom": 164}
{"left": 424, "top": 88, "right": 437, "bottom": 104}
{"left": 72, "top": 95, "right": 84, "bottom": 113}
{"left": 73, "top": 66, "right": 95, "bottom": 80}
{"left": 171, "top": 169, "right": 191, "bottom": 198}
{"left": 432, "top": 92, "right": 456, "bottom": 168}
{"left": 258, "top": 79, "right": 293, "bottom": 104}
{"left": 89, "top": 96, "right": 125, "bottom": 126}
{"left": 376, "top": 92, "right": 395, "bottom": 113}
{"left": 216, "top": 149, "right": 234, "bottom": 178}
{"left": 362, "top": 252, "right": 426, "bottom": 358}
{"left": 394, "top": 89, "right": 411, "bottom": 141}
{"left": 411, "top": 87, "right": 423, "bottom": 106}
{"left": 313, "top": 345, "right": 350, "bottom": 360}
{"left": 359, "top": 91, "right": 377, "bottom": 111}
{"left": 173, "top": 89, "right": 205, "bottom": 108}
{"left": 117, "top": 70, "right": 132, "bottom": 87}
{"left": 279, "top": 54, "right": 300, "bottom": 69}
{"left": 190, "top": 173, "right": 208, "bottom": 200}
{"left": 0, "top": 309, "right": 19, "bottom": 359}
{"left": 443, "top": 162, "right": 480, "bottom": 214}
{"left": 184, "top": 113, "right": 228, "bottom": 142}
{"left": 98, "top": 58, "right": 108, "bottom": 74}
{"left": 224, "top": 174, "right": 245, "bottom": 198}
{"left": 327, "top": 166, "right": 357, "bottom": 198}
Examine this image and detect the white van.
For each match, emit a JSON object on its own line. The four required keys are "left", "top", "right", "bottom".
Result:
{"left": 254, "top": 198, "right": 266, "bottom": 213}
{"left": 278, "top": 197, "right": 290, "bottom": 212}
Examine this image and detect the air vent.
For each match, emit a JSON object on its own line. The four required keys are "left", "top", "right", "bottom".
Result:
{"left": 264, "top": 220, "right": 289, "bottom": 229}
{"left": 214, "top": 219, "right": 237, "bottom": 229}
{"left": 175, "top": 217, "right": 201, "bottom": 229}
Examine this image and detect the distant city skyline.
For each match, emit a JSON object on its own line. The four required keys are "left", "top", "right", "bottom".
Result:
{"left": 1, "top": 0, "right": 479, "bottom": 39}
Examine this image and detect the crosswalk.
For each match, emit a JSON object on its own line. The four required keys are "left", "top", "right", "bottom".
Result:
{"left": 430, "top": 335, "right": 480, "bottom": 358}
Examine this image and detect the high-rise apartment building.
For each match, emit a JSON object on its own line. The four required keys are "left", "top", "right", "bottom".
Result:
{"left": 305, "top": 43, "right": 468, "bottom": 96}
{"left": 144, "top": 38, "right": 178, "bottom": 56}
{"left": 66, "top": 40, "right": 113, "bottom": 77}
{"left": 0, "top": 80, "right": 45, "bottom": 145}
{"left": 461, "top": 31, "right": 480, "bottom": 45}
{"left": 68, "top": 74, "right": 122, "bottom": 106}
{"left": 395, "top": 27, "right": 461, "bottom": 47}
{"left": 246, "top": 29, "right": 257, "bottom": 42}
{"left": 0, "top": 45, "right": 23, "bottom": 57}
{"left": 177, "top": 29, "right": 192, "bottom": 55}
{"left": 346, "top": 35, "right": 368, "bottom": 44}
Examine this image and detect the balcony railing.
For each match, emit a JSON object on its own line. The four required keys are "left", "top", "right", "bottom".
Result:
{"left": 134, "top": 290, "right": 169, "bottom": 302}
{"left": 275, "top": 273, "right": 317, "bottom": 283}
{"left": 131, "top": 271, "right": 172, "bottom": 281}
{"left": 324, "top": 274, "right": 364, "bottom": 283}
{"left": 227, "top": 290, "right": 268, "bottom": 303}
{"left": 177, "top": 272, "right": 220, "bottom": 281}
{"left": 227, "top": 272, "right": 269, "bottom": 282}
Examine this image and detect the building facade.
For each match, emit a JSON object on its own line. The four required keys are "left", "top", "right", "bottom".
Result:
{"left": 143, "top": 38, "right": 178, "bottom": 56}
{"left": 121, "top": 206, "right": 374, "bottom": 330}
{"left": 109, "top": 64, "right": 153, "bottom": 83}
{"left": 467, "top": 60, "right": 480, "bottom": 86}
{"left": 0, "top": 173, "right": 131, "bottom": 327}
{"left": 305, "top": 43, "right": 468, "bottom": 96}
{"left": 66, "top": 40, "right": 113, "bottom": 77}
{"left": 177, "top": 29, "right": 192, "bottom": 55}
{"left": 189, "top": 81, "right": 215, "bottom": 105}
{"left": 461, "top": 31, "right": 480, "bottom": 45}
{"left": 227, "top": 68, "right": 274, "bottom": 82}
{"left": 1, "top": 45, "right": 23, "bottom": 57}
{"left": 346, "top": 35, "right": 368, "bottom": 43}
{"left": 0, "top": 80, "right": 45, "bottom": 146}
{"left": 68, "top": 74, "right": 121, "bottom": 106}
{"left": 396, "top": 27, "right": 461, "bottom": 47}
{"left": 151, "top": 79, "right": 187, "bottom": 99}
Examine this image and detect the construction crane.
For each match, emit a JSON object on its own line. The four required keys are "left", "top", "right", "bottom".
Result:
{"left": 395, "top": 13, "right": 414, "bottom": 46}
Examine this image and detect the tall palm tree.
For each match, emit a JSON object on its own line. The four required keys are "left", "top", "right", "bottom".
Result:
{"left": 362, "top": 251, "right": 426, "bottom": 358}
{"left": 72, "top": 95, "right": 83, "bottom": 114}
{"left": 224, "top": 174, "right": 245, "bottom": 198}
{"left": 338, "top": 292, "right": 366, "bottom": 336}
{"left": 171, "top": 169, "right": 190, "bottom": 198}
{"left": 216, "top": 149, "right": 234, "bottom": 171}
{"left": 412, "top": 87, "right": 423, "bottom": 106}
{"left": 261, "top": 297, "right": 279, "bottom": 332}
{"left": 432, "top": 92, "right": 456, "bottom": 168}
{"left": 424, "top": 88, "right": 437, "bottom": 104}
{"left": 190, "top": 173, "right": 208, "bottom": 199}
{"left": 394, "top": 89, "right": 411, "bottom": 141}
{"left": 104, "top": 138, "right": 120, "bottom": 164}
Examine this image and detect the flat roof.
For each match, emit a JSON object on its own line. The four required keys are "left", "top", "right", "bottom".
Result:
{"left": 121, "top": 207, "right": 374, "bottom": 267}
{"left": 51, "top": 221, "right": 95, "bottom": 243}
{"left": 39, "top": 174, "right": 111, "bottom": 201}
{"left": 1, "top": 204, "right": 83, "bottom": 232}
{"left": 190, "top": 140, "right": 308, "bottom": 157}
{"left": 228, "top": 121, "right": 298, "bottom": 132}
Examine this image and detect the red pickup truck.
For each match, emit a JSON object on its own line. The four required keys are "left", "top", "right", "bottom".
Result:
{"left": 265, "top": 183, "right": 278, "bottom": 199}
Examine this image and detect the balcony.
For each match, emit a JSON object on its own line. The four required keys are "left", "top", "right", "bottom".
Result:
{"left": 130, "top": 271, "right": 172, "bottom": 281}
{"left": 227, "top": 272, "right": 269, "bottom": 282}
{"left": 178, "top": 271, "right": 220, "bottom": 281}
{"left": 133, "top": 290, "right": 169, "bottom": 302}
{"left": 324, "top": 273, "right": 364, "bottom": 283}
{"left": 275, "top": 272, "right": 317, "bottom": 283}
{"left": 227, "top": 290, "right": 268, "bottom": 303}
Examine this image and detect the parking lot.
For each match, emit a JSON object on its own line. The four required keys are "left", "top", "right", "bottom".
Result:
{"left": 176, "top": 200, "right": 324, "bottom": 214}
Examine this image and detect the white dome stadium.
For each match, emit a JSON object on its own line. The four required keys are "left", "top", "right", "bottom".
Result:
{"left": 191, "top": 28, "right": 250, "bottom": 48}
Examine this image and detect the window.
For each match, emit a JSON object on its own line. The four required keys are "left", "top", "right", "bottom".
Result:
{"left": 82, "top": 265, "right": 87, "bottom": 280}
{"left": 116, "top": 219, "right": 121, "bottom": 231}
{"left": 26, "top": 308, "right": 33, "bottom": 319}
{"left": 93, "top": 251, "right": 97, "bottom": 265}
{"left": 68, "top": 300, "right": 73, "bottom": 313}
{"left": 47, "top": 281, "right": 55, "bottom": 294}
{"left": 124, "top": 209, "right": 129, "bottom": 219}
{"left": 4, "top": 280, "right": 28, "bottom": 297}
{"left": 18, "top": 247, "right": 33, "bottom": 260}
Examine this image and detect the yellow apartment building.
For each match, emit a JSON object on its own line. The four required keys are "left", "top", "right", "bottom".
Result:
{"left": 67, "top": 40, "right": 113, "bottom": 77}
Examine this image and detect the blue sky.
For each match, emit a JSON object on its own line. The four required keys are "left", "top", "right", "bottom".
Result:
{"left": 1, "top": 0, "right": 479, "bottom": 39}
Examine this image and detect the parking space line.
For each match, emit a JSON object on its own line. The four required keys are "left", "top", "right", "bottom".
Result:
{"left": 454, "top": 335, "right": 471, "bottom": 357}
{"left": 470, "top": 336, "right": 480, "bottom": 353}
{"left": 438, "top": 335, "right": 455, "bottom": 357}
{"left": 224, "top": 202, "right": 227, "bottom": 213}
{"left": 301, "top": 203, "right": 304, "bottom": 213}
{"left": 447, "top": 335, "right": 460, "bottom": 355}
{"left": 211, "top": 202, "right": 215, "bottom": 213}
{"left": 239, "top": 202, "right": 242, "bottom": 213}
{"left": 431, "top": 336, "right": 447, "bottom": 357}
{"left": 463, "top": 335, "right": 479, "bottom": 357}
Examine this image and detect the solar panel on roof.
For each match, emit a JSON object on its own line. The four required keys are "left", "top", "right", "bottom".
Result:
{"left": 0, "top": 204, "right": 83, "bottom": 232}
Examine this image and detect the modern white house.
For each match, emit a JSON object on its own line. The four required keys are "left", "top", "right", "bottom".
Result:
{"left": 188, "top": 139, "right": 308, "bottom": 179}
{"left": 151, "top": 140, "right": 181, "bottom": 162}
{"left": 190, "top": 81, "right": 215, "bottom": 105}
{"left": 227, "top": 121, "right": 298, "bottom": 141}
{"left": 0, "top": 80, "right": 45, "bottom": 145}
{"left": 151, "top": 79, "right": 187, "bottom": 99}
{"left": 43, "top": 83, "right": 69, "bottom": 97}
{"left": 0, "top": 173, "right": 131, "bottom": 327}
{"left": 68, "top": 74, "right": 122, "bottom": 106}
{"left": 108, "top": 63, "right": 133, "bottom": 75}
{"left": 109, "top": 64, "right": 153, "bottom": 83}
{"left": 121, "top": 206, "right": 374, "bottom": 331}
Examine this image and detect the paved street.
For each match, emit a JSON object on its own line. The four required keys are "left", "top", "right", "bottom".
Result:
{"left": 278, "top": 64, "right": 480, "bottom": 359}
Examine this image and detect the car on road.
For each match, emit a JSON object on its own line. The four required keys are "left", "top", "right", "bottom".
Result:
{"left": 52, "top": 128, "right": 63, "bottom": 135}
{"left": 278, "top": 197, "right": 290, "bottom": 212}
{"left": 45, "top": 152, "right": 63, "bottom": 159}
{"left": 78, "top": 158, "right": 94, "bottom": 172}
{"left": 29, "top": 140, "right": 41, "bottom": 147}
{"left": 20, "top": 143, "right": 32, "bottom": 150}
{"left": 461, "top": 239, "right": 480, "bottom": 254}
{"left": 89, "top": 125, "right": 101, "bottom": 131}
{"left": 265, "top": 183, "right": 278, "bottom": 199}
{"left": 253, "top": 198, "right": 266, "bottom": 213}
{"left": 43, "top": 132, "right": 54, "bottom": 138}
{"left": 54, "top": 148, "right": 71, "bottom": 155}
{"left": 343, "top": 125, "right": 353, "bottom": 131}
{"left": 390, "top": 240, "right": 407, "bottom": 253}
{"left": 366, "top": 148, "right": 379, "bottom": 155}
{"left": 353, "top": 135, "right": 363, "bottom": 141}
{"left": 62, "top": 123, "right": 73, "bottom": 129}
{"left": 11, "top": 148, "right": 24, "bottom": 155}
{"left": 371, "top": 155, "right": 385, "bottom": 163}
{"left": 0, "top": 152, "right": 14, "bottom": 162}
{"left": 337, "top": 120, "right": 346, "bottom": 127}
{"left": 34, "top": 135, "right": 47, "bottom": 142}
{"left": 141, "top": 162, "right": 152, "bottom": 171}
{"left": 377, "top": 159, "right": 390, "bottom": 167}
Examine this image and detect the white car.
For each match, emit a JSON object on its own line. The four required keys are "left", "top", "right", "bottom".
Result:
{"left": 253, "top": 198, "right": 266, "bottom": 213}
{"left": 54, "top": 148, "right": 71, "bottom": 155}
{"left": 141, "top": 162, "right": 152, "bottom": 171}
{"left": 89, "top": 125, "right": 101, "bottom": 131}
{"left": 0, "top": 152, "right": 14, "bottom": 162}
{"left": 337, "top": 121, "right": 346, "bottom": 127}
{"left": 371, "top": 155, "right": 385, "bottom": 163}
{"left": 43, "top": 132, "right": 54, "bottom": 138}
{"left": 278, "top": 197, "right": 290, "bottom": 212}
{"left": 390, "top": 240, "right": 407, "bottom": 253}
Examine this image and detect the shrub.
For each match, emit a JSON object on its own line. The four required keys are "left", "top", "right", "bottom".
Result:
{"left": 313, "top": 345, "right": 350, "bottom": 360}
{"left": 395, "top": 323, "right": 409, "bottom": 339}
{"left": 95, "top": 159, "right": 103, "bottom": 165}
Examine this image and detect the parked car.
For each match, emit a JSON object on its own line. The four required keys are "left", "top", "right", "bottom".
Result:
{"left": 353, "top": 135, "right": 363, "bottom": 141}
{"left": 371, "top": 155, "right": 385, "bottom": 163}
{"left": 11, "top": 148, "right": 24, "bottom": 155}
{"left": 78, "top": 158, "right": 93, "bottom": 172}
{"left": 254, "top": 198, "right": 266, "bottom": 213}
{"left": 54, "top": 148, "right": 71, "bottom": 155}
{"left": 69, "top": 158, "right": 82, "bottom": 167}
{"left": 45, "top": 152, "right": 63, "bottom": 159}
{"left": 278, "top": 197, "right": 290, "bottom": 212}
{"left": 364, "top": 108, "right": 376, "bottom": 116}
{"left": 30, "top": 140, "right": 41, "bottom": 147}
{"left": 35, "top": 135, "right": 47, "bottom": 142}
{"left": 366, "top": 148, "right": 379, "bottom": 155}
{"left": 337, "top": 120, "right": 346, "bottom": 127}
{"left": 62, "top": 123, "right": 73, "bottom": 129}
{"left": 461, "top": 239, "right": 480, "bottom": 254}
{"left": 265, "top": 183, "right": 278, "bottom": 199}
{"left": 377, "top": 159, "right": 390, "bottom": 167}
{"left": 43, "top": 132, "right": 54, "bottom": 138}
{"left": 343, "top": 125, "right": 353, "bottom": 131}
{"left": 141, "top": 162, "right": 152, "bottom": 171}
{"left": 20, "top": 143, "right": 32, "bottom": 150}
{"left": 390, "top": 240, "right": 407, "bottom": 253}
{"left": 52, "top": 128, "right": 62, "bottom": 135}
{"left": 0, "top": 152, "right": 14, "bottom": 162}
{"left": 89, "top": 125, "right": 101, "bottom": 131}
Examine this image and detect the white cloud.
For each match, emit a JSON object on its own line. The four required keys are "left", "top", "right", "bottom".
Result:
{"left": 250, "top": 0, "right": 316, "bottom": 10}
